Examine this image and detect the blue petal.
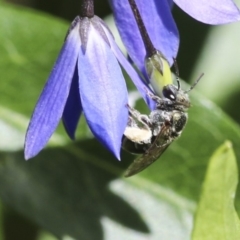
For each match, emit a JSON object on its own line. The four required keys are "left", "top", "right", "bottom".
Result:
{"left": 167, "top": 0, "right": 174, "bottom": 8}
{"left": 78, "top": 24, "right": 128, "bottom": 160}
{"left": 174, "top": 0, "right": 240, "bottom": 24}
{"left": 62, "top": 68, "right": 82, "bottom": 139}
{"left": 24, "top": 18, "right": 81, "bottom": 160}
{"left": 101, "top": 23, "right": 156, "bottom": 110}
{"left": 110, "top": 0, "right": 179, "bottom": 75}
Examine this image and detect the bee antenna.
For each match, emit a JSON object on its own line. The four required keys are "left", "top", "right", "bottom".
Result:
{"left": 173, "top": 58, "right": 180, "bottom": 91}
{"left": 184, "top": 73, "right": 204, "bottom": 93}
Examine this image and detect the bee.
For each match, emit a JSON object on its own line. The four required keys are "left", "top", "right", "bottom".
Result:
{"left": 122, "top": 76, "right": 202, "bottom": 177}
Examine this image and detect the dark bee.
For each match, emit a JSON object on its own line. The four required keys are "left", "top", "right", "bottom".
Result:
{"left": 122, "top": 76, "right": 202, "bottom": 177}
{"left": 122, "top": 105, "right": 163, "bottom": 154}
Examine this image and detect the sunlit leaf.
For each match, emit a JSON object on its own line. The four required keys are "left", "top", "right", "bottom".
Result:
{"left": 191, "top": 17, "right": 240, "bottom": 107}
{"left": 192, "top": 141, "right": 240, "bottom": 240}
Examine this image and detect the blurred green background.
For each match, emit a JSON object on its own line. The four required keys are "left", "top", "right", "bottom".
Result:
{"left": 1, "top": 0, "right": 240, "bottom": 239}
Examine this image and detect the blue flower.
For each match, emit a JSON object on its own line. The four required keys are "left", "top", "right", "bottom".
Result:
{"left": 173, "top": 0, "right": 240, "bottom": 24}
{"left": 110, "top": 0, "right": 240, "bottom": 78}
{"left": 24, "top": 15, "right": 148, "bottom": 160}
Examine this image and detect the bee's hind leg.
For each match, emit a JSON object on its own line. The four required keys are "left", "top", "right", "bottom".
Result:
{"left": 126, "top": 104, "right": 151, "bottom": 130}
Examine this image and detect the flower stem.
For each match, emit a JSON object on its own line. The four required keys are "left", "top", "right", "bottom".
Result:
{"left": 128, "top": 0, "right": 156, "bottom": 58}
{"left": 80, "top": 0, "right": 94, "bottom": 18}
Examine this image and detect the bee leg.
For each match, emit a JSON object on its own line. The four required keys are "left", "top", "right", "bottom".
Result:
{"left": 127, "top": 116, "right": 138, "bottom": 127}
{"left": 144, "top": 87, "right": 162, "bottom": 103}
{"left": 144, "top": 88, "right": 166, "bottom": 108}
{"left": 126, "top": 104, "right": 151, "bottom": 130}
{"left": 145, "top": 87, "right": 173, "bottom": 109}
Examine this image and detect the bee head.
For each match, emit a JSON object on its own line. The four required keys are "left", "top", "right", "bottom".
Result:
{"left": 162, "top": 72, "right": 204, "bottom": 109}
{"left": 162, "top": 84, "right": 190, "bottom": 108}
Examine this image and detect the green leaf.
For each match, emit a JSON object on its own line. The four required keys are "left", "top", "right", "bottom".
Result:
{"left": 2, "top": 207, "right": 39, "bottom": 240}
{"left": 191, "top": 21, "right": 240, "bottom": 104}
{"left": 0, "top": 140, "right": 197, "bottom": 240}
{"left": 0, "top": 203, "right": 4, "bottom": 240}
{"left": 0, "top": 3, "right": 66, "bottom": 115}
{"left": 190, "top": 10, "right": 240, "bottom": 121}
{"left": 192, "top": 141, "right": 240, "bottom": 240}
{"left": 36, "top": 231, "right": 58, "bottom": 240}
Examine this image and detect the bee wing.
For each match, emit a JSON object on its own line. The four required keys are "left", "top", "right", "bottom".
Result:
{"left": 124, "top": 124, "right": 173, "bottom": 177}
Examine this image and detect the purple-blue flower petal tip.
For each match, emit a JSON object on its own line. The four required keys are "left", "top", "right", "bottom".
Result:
{"left": 174, "top": 0, "right": 240, "bottom": 24}
{"left": 24, "top": 17, "right": 81, "bottom": 160}
{"left": 77, "top": 16, "right": 129, "bottom": 160}
{"left": 25, "top": 14, "right": 134, "bottom": 161}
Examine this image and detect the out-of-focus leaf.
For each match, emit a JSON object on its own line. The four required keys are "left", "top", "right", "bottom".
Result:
{"left": 0, "top": 3, "right": 65, "bottom": 114}
{"left": 0, "top": 140, "right": 196, "bottom": 240}
{"left": 3, "top": 207, "right": 39, "bottom": 240}
{"left": 192, "top": 141, "right": 240, "bottom": 240}
{"left": 190, "top": 8, "right": 240, "bottom": 107}
{"left": 0, "top": 106, "right": 67, "bottom": 152}
{"left": 0, "top": 202, "right": 4, "bottom": 240}
{"left": 37, "top": 231, "right": 58, "bottom": 240}
{"left": 187, "top": 0, "right": 240, "bottom": 122}
{"left": 1, "top": 2, "right": 240, "bottom": 240}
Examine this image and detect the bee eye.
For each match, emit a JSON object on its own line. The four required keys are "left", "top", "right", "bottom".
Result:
{"left": 162, "top": 86, "right": 176, "bottom": 100}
